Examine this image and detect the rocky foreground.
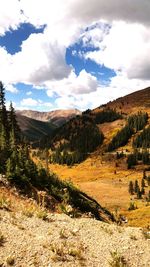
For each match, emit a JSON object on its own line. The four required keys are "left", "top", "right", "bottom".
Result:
{"left": 0, "top": 207, "right": 150, "bottom": 267}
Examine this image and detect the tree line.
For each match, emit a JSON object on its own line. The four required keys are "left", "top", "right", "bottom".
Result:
{"left": 133, "top": 126, "right": 150, "bottom": 148}
{"left": 50, "top": 116, "right": 104, "bottom": 165}
{"left": 128, "top": 111, "right": 148, "bottom": 132}
{"left": 82, "top": 107, "right": 122, "bottom": 124}
{"left": 127, "top": 149, "right": 150, "bottom": 169}
{"left": 107, "top": 112, "right": 148, "bottom": 152}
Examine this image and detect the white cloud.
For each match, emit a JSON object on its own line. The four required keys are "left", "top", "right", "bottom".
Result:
{"left": 26, "top": 91, "right": 32, "bottom": 96}
{"left": 5, "top": 83, "right": 18, "bottom": 93}
{"left": 0, "top": 33, "right": 72, "bottom": 85}
{"left": 21, "top": 98, "right": 38, "bottom": 107}
{"left": 20, "top": 97, "right": 53, "bottom": 110}
{"left": 54, "top": 72, "right": 150, "bottom": 110}
{"left": 0, "top": 0, "right": 25, "bottom": 35}
{"left": 85, "top": 22, "right": 150, "bottom": 80}
{"left": 81, "top": 22, "right": 110, "bottom": 48}
{"left": 1, "top": 0, "right": 149, "bottom": 86}
{"left": 46, "top": 70, "right": 98, "bottom": 97}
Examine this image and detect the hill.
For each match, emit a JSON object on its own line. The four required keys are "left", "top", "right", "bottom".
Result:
{"left": 17, "top": 109, "right": 81, "bottom": 127}
{"left": 95, "top": 87, "right": 150, "bottom": 114}
{"left": 16, "top": 114, "right": 56, "bottom": 143}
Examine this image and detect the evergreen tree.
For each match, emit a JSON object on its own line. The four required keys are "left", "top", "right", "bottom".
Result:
{"left": 133, "top": 126, "right": 150, "bottom": 148}
{"left": 127, "top": 154, "right": 137, "bottom": 169}
{"left": 0, "top": 82, "right": 9, "bottom": 150}
{"left": 107, "top": 125, "right": 133, "bottom": 152}
{"left": 136, "top": 186, "right": 142, "bottom": 199}
{"left": 141, "top": 186, "right": 145, "bottom": 195}
{"left": 134, "top": 180, "right": 139, "bottom": 193}
{"left": 128, "top": 181, "right": 134, "bottom": 195}
{"left": 141, "top": 178, "right": 145, "bottom": 188}
{"left": 8, "top": 102, "right": 21, "bottom": 148}
{"left": 143, "top": 169, "right": 146, "bottom": 179}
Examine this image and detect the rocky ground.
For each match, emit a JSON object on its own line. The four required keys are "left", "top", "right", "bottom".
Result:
{"left": 0, "top": 176, "right": 150, "bottom": 267}
{"left": 0, "top": 207, "right": 150, "bottom": 267}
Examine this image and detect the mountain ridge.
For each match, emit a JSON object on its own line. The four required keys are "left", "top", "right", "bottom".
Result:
{"left": 16, "top": 109, "right": 81, "bottom": 127}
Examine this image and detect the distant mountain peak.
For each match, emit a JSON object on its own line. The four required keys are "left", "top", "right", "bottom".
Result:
{"left": 16, "top": 109, "right": 81, "bottom": 126}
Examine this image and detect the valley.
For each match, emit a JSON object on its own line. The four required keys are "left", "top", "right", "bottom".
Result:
{"left": 32, "top": 87, "right": 150, "bottom": 227}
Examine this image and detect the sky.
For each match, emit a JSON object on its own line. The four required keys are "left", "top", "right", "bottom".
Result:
{"left": 0, "top": 0, "right": 150, "bottom": 111}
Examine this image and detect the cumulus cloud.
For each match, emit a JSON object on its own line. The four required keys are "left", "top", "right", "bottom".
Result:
{"left": 54, "top": 72, "right": 150, "bottom": 110}
{"left": 5, "top": 84, "right": 18, "bottom": 93}
{"left": 46, "top": 70, "right": 98, "bottom": 97}
{"left": 20, "top": 98, "right": 38, "bottom": 107}
{"left": 0, "top": 0, "right": 150, "bottom": 110}
{"left": 0, "top": 0, "right": 24, "bottom": 35}
{"left": 68, "top": 0, "right": 150, "bottom": 26}
{"left": 85, "top": 22, "right": 150, "bottom": 80}
{"left": 20, "top": 97, "right": 52, "bottom": 110}
{"left": 0, "top": 33, "right": 71, "bottom": 85}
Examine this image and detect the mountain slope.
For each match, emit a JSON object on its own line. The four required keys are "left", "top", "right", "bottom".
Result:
{"left": 16, "top": 114, "right": 56, "bottom": 142}
{"left": 94, "top": 87, "right": 150, "bottom": 114}
{"left": 17, "top": 109, "right": 81, "bottom": 127}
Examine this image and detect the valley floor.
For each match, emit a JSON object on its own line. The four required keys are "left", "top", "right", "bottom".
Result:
{"left": 48, "top": 156, "right": 150, "bottom": 228}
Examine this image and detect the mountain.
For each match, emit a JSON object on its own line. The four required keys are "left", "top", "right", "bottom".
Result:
{"left": 40, "top": 87, "right": 150, "bottom": 228}
{"left": 16, "top": 114, "right": 56, "bottom": 142}
{"left": 16, "top": 109, "right": 81, "bottom": 127}
{"left": 44, "top": 88, "right": 150, "bottom": 157}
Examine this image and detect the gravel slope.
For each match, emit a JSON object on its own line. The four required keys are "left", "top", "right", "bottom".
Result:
{"left": 0, "top": 209, "right": 150, "bottom": 267}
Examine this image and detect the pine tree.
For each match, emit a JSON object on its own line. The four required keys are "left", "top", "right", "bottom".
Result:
{"left": 8, "top": 102, "right": 21, "bottom": 148}
{"left": 128, "top": 181, "right": 134, "bottom": 195}
{"left": 141, "top": 178, "right": 145, "bottom": 188}
{"left": 143, "top": 169, "right": 146, "bottom": 179}
{"left": 134, "top": 180, "right": 139, "bottom": 193}
{"left": 136, "top": 185, "right": 142, "bottom": 199}
{"left": 141, "top": 186, "right": 145, "bottom": 195}
{"left": 0, "top": 82, "right": 9, "bottom": 150}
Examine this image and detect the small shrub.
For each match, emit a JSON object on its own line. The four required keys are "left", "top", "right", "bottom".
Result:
{"left": 50, "top": 240, "right": 86, "bottom": 263}
{"left": 22, "top": 207, "right": 34, "bottom": 218}
{"left": 36, "top": 209, "right": 48, "bottom": 220}
{"left": 109, "top": 250, "right": 128, "bottom": 267}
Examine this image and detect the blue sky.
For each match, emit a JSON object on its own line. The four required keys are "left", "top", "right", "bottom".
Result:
{"left": 0, "top": 1, "right": 150, "bottom": 111}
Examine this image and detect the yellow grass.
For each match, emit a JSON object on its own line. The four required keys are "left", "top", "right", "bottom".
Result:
{"left": 33, "top": 153, "right": 150, "bottom": 228}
